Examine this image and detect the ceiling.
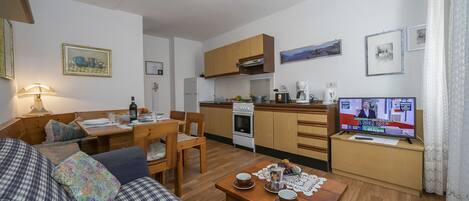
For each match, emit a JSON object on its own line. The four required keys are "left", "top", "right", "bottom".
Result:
{"left": 75, "top": 0, "right": 305, "bottom": 41}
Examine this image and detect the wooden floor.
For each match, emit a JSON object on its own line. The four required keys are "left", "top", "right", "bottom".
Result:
{"left": 164, "top": 139, "right": 445, "bottom": 201}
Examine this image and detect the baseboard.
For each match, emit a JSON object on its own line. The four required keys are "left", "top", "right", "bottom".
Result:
{"left": 205, "top": 133, "right": 233, "bottom": 145}
{"left": 205, "top": 133, "right": 328, "bottom": 172}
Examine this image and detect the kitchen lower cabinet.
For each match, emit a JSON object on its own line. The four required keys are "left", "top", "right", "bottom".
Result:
{"left": 200, "top": 106, "right": 232, "bottom": 139}
{"left": 254, "top": 111, "right": 274, "bottom": 148}
{"left": 273, "top": 112, "right": 298, "bottom": 153}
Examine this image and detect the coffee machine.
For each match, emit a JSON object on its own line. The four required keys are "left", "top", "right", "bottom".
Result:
{"left": 296, "top": 81, "right": 309, "bottom": 104}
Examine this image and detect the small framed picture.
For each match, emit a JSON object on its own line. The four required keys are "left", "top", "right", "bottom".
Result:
{"left": 365, "top": 29, "right": 404, "bottom": 76}
{"left": 145, "top": 61, "right": 163, "bottom": 75}
{"left": 407, "top": 24, "right": 426, "bottom": 51}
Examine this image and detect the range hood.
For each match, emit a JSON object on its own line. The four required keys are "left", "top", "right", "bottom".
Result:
{"left": 238, "top": 58, "right": 264, "bottom": 68}
{"left": 237, "top": 55, "right": 273, "bottom": 75}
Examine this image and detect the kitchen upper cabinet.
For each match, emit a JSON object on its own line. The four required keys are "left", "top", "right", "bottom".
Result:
{"left": 204, "top": 34, "right": 274, "bottom": 78}
{"left": 204, "top": 50, "right": 216, "bottom": 77}
{"left": 254, "top": 111, "right": 274, "bottom": 148}
{"left": 223, "top": 43, "right": 239, "bottom": 74}
{"left": 238, "top": 39, "right": 251, "bottom": 59}
{"left": 250, "top": 35, "right": 264, "bottom": 56}
{"left": 273, "top": 112, "right": 298, "bottom": 153}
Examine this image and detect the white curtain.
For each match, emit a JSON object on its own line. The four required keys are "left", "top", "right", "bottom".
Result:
{"left": 423, "top": 0, "right": 448, "bottom": 195}
{"left": 447, "top": 0, "right": 469, "bottom": 200}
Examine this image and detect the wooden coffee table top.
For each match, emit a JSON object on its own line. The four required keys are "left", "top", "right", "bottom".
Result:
{"left": 215, "top": 160, "right": 347, "bottom": 201}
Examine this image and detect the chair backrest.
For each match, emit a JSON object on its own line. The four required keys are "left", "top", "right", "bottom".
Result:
{"left": 132, "top": 121, "right": 178, "bottom": 168}
{"left": 184, "top": 112, "right": 205, "bottom": 137}
{"left": 170, "top": 111, "right": 186, "bottom": 121}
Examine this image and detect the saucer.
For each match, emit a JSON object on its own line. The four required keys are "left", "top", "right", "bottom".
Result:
{"left": 232, "top": 180, "right": 255, "bottom": 190}
{"left": 274, "top": 196, "right": 298, "bottom": 201}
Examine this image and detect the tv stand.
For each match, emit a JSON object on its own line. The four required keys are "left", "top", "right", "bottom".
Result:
{"left": 406, "top": 138, "right": 413, "bottom": 144}
{"left": 331, "top": 132, "right": 424, "bottom": 196}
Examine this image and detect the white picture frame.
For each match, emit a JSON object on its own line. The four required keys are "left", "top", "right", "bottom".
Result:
{"left": 407, "top": 24, "right": 426, "bottom": 51}
{"left": 365, "top": 29, "right": 404, "bottom": 76}
{"left": 145, "top": 61, "right": 163, "bottom": 75}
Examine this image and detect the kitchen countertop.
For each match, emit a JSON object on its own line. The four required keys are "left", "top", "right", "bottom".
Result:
{"left": 199, "top": 101, "right": 337, "bottom": 110}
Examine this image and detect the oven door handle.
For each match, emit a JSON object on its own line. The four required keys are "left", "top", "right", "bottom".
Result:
{"left": 233, "top": 112, "right": 254, "bottom": 116}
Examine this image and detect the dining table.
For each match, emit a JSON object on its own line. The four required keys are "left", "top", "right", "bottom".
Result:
{"left": 77, "top": 118, "right": 185, "bottom": 153}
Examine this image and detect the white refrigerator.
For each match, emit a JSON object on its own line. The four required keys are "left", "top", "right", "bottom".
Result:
{"left": 184, "top": 77, "right": 214, "bottom": 112}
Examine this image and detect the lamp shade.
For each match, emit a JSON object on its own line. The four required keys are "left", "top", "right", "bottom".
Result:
{"left": 17, "top": 83, "right": 56, "bottom": 96}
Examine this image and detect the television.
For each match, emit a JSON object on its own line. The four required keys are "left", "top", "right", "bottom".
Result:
{"left": 338, "top": 97, "right": 416, "bottom": 139}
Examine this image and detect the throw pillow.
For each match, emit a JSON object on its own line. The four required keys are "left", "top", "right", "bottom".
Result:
{"left": 34, "top": 142, "right": 80, "bottom": 165}
{"left": 52, "top": 151, "right": 121, "bottom": 201}
{"left": 44, "top": 119, "right": 86, "bottom": 143}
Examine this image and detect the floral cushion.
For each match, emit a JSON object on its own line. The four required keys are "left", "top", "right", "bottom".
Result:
{"left": 44, "top": 119, "right": 86, "bottom": 143}
{"left": 52, "top": 151, "right": 121, "bottom": 201}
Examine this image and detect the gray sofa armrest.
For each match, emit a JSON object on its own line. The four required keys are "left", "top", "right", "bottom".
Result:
{"left": 92, "top": 147, "right": 149, "bottom": 185}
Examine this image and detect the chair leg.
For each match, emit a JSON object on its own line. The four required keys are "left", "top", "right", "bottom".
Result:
{"left": 199, "top": 143, "right": 207, "bottom": 174}
{"left": 182, "top": 149, "right": 188, "bottom": 167}
{"left": 175, "top": 151, "right": 183, "bottom": 197}
{"left": 154, "top": 172, "right": 165, "bottom": 184}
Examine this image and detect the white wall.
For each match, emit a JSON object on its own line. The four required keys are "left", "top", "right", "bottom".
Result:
{"left": 0, "top": 79, "right": 17, "bottom": 123}
{"left": 172, "top": 37, "right": 203, "bottom": 110}
{"left": 13, "top": 0, "right": 144, "bottom": 115}
{"left": 203, "top": 0, "right": 427, "bottom": 108}
{"left": 143, "top": 35, "right": 171, "bottom": 114}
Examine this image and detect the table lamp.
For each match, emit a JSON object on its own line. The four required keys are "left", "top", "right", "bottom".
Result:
{"left": 17, "top": 83, "right": 56, "bottom": 116}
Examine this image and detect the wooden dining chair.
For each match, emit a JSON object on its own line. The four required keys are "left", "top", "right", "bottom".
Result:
{"left": 170, "top": 111, "right": 186, "bottom": 132}
{"left": 132, "top": 120, "right": 182, "bottom": 196}
{"left": 176, "top": 112, "right": 207, "bottom": 195}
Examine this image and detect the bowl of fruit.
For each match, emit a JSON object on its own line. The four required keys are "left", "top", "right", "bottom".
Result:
{"left": 278, "top": 159, "right": 302, "bottom": 176}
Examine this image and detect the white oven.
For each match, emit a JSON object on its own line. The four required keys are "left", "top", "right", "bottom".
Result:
{"left": 232, "top": 103, "right": 255, "bottom": 152}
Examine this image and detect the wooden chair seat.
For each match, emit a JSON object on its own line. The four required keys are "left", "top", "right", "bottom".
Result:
{"left": 177, "top": 133, "right": 197, "bottom": 142}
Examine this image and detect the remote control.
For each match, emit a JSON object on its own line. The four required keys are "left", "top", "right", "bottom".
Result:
{"left": 355, "top": 137, "right": 373, "bottom": 140}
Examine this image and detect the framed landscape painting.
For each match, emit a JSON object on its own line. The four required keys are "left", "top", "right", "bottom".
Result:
{"left": 1, "top": 18, "right": 15, "bottom": 80}
{"left": 280, "top": 39, "right": 342, "bottom": 64}
{"left": 62, "top": 43, "right": 112, "bottom": 77}
{"left": 365, "top": 29, "right": 404, "bottom": 76}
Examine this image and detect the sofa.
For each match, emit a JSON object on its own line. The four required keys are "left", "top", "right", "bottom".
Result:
{"left": 0, "top": 138, "right": 180, "bottom": 201}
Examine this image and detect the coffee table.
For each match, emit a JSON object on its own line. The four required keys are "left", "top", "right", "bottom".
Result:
{"left": 215, "top": 160, "right": 347, "bottom": 201}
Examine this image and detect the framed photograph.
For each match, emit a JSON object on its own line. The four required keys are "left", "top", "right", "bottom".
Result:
{"left": 1, "top": 19, "right": 15, "bottom": 80}
{"left": 145, "top": 61, "right": 163, "bottom": 75}
{"left": 407, "top": 24, "right": 426, "bottom": 51}
{"left": 280, "top": 39, "right": 342, "bottom": 64}
{"left": 62, "top": 43, "right": 112, "bottom": 77}
{"left": 365, "top": 29, "right": 404, "bottom": 76}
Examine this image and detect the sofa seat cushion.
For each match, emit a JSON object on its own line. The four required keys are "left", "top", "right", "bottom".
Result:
{"left": 34, "top": 142, "right": 80, "bottom": 165}
{"left": 52, "top": 151, "right": 121, "bottom": 201}
{"left": 115, "top": 177, "right": 180, "bottom": 201}
{"left": 0, "top": 138, "right": 72, "bottom": 200}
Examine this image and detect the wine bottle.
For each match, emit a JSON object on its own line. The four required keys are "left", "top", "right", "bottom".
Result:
{"left": 129, "top": 96, "right": 138, "bottom": 122}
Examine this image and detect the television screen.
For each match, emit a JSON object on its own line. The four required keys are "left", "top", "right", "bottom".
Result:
{"left": 338, "top": 97, "right": 416, "bottom": 138}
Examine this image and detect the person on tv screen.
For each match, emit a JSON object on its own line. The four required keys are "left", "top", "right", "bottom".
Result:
{"left": 357, "top": 101, "right": 376, "bottom": 119}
